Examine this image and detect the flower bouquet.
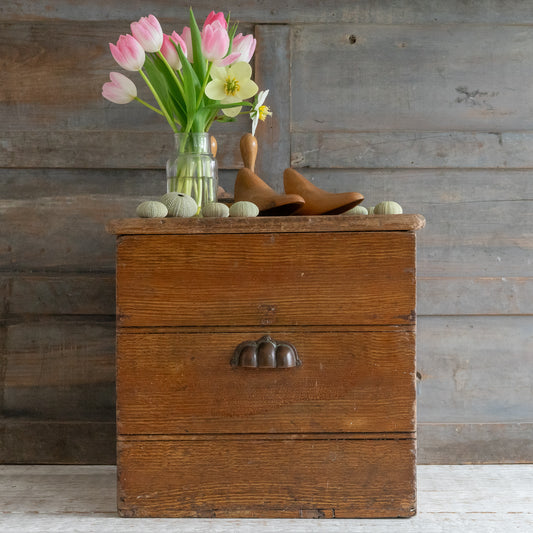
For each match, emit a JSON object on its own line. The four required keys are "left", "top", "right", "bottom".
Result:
{"left": 102, "top": 10, "right": 271, "bottom": 213}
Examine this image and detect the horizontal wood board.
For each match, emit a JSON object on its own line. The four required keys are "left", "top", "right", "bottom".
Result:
{"left": 291, "top": 24, "right": 533, "bottom": 133}
{"left": 4, "top": 0, "right": 533, "bottom": 23}
{"left": 115, "top": 231, "right": 416, "bottom": 327}
{"left": 117, "top": 438, "right": 416, "bottom": 518}
{"left": 117, "top": 329, "right": 415, "bottom": 435}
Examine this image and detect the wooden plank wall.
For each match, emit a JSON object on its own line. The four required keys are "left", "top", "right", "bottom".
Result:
{"left": 1, "top": 1, "right": 531, "bottom": 464}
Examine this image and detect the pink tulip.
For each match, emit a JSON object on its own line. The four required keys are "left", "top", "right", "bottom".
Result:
{"left": 130, "top": 14, "right": 163, "bottom": 53}
{"left": 180, "top": 26, "right": 194, "bottom": 62}
{"left": 171, "top": 32, "right": 188, "bottom": 59}
{"left": 231, "top": 33, "right": 257, "bottom": 63}
{"left": 109, "top": 34, "right": 145, "bottom": 71}
{"left": 201, "top": 20, "right": 230, "bottom": 62}
{"left": 203, "top": 11, "right": 227, "bottom": 30}
{"left": 102, "top": 72, "right": 137, "bottom": 104}
{"left": 160, "top": 34, "right": 181, "bottom": 69}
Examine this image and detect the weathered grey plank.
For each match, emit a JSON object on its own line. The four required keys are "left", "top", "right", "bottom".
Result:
{"left": 253, "top": 25, "right": 291, "bottom": 193}
{"left": 0, "top": 421, "right": 115, "bottom": 464}
{"left": 0, "top": 274, "right": 115, "bottom": 316}
{"left": 418, "top": 277, "right": 533, "bottom": 315}
{"left": 3, "top": 317, "right": 115, "bottom": 420}
{"left": 0, "top": 168, "right": 237, "bottom": 198}
{"left": 291, "top": 24, "right": 533, "bottom": 133}
{"left": 418, "top": 423, "right": 533, "bottom": 464}
{"left": 291, "top": 132, "right": 533, "bottom": 169}
{"left": 0, "top": 131, "right": 244, "bottom": 170}
{"left": 417, "top": 316, "right": 533, "bottom": 424}
{"left": 0, "top": 169, "right": 239, "bottom": 270}
{"left": 0, "top": 194, "right": 127, "bottom": 271}
{"left": 3, "top": 0, "right": 533, "bottom": 24}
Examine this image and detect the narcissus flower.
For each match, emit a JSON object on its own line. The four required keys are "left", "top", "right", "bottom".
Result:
{"left": 250, "top": 90, "right": 272, "bottom": 135}
{"left": 102, "top": 72, "right": 137, "bottom": 104}
{"left": 130, "top": 14, "right": 163, "bottom": 53}
{"left": 109, "top": 34, "right": 145, "bottom": 71}
{"left": 205, "top": 62, "right": 258, "bottom": 117}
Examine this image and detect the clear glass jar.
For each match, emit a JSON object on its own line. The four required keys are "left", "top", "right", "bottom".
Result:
{"left": 166, "top": 133, "right": 218, "bottom": 215}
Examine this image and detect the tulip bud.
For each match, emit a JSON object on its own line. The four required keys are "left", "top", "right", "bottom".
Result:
{"left": 130, "top": 14, "right": 163, "bottom": 53}
{"left": 109, "top": 34, "right": 145, "bottom": 71}
{"left": 160, "top": 34, "right": 181, "bottom": 69}
{"left": 180, "top": 27, "right": 194, "bottom": 62}
{"left": 203, "top": 11, "right": 227, "bottom": 30}
{"left": 102, "top": 72, "right": 137, "bottom": 104}
{"left": 201, "top": 20, "right": 230, "bottom": 62}
{"left": 232, "top": 33, "right": 257, "bottom": 63}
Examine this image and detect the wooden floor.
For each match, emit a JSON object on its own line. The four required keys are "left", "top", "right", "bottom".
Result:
{"left": 0, "top": 465, "right": 532, "bottom": 532}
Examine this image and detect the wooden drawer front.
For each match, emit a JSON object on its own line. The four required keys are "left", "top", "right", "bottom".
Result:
{"left": 116, "top": 232, "right": 416, "bottom": 327}
{"left": 117, "top": 329, "right": 415, "bottom": 435}
{"left": 117, "top": 436, "right": 416, "bottom": 518}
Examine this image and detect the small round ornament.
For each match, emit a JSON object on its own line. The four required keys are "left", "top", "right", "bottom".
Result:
{"left": 136, "top": 201, "right": 168, "bottom": 218}
{"left": 343, "top": 205, "right": 368, "bottom": 215}
{"left": 202, "top": 202, "right": 230, "bottom": 218}
{"left": 160, "top": 192, "right": 198, "bottom": 218}
{"left": 229, "top": 201, "right": 260, "bottom": 217}
{"left": 374, "top": 201, "right": 403, "bottom": 215}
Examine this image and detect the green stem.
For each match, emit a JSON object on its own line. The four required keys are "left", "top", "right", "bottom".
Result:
{"left": 195, "top": 61, "right": 213, "bottom": 112}
{"left": 139, "top": 68, "right": 179, "bottom": 133}
{"left": 156, "top": 51, "right": 187, "bottom": 102}
{"left": 182, "top": 61, "right": 213, "bottom": 134}
{"left": 134, "top": 97, "right": 164, "bottom": 116}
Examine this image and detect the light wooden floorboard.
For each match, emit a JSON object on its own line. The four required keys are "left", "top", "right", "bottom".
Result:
{"left": 0, "top": 465, "right": 532, "bottom": 532}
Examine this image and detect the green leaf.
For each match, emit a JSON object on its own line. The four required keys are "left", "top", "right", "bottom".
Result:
{"left": 150, "top": 53, "right": 187, "bottom": 127}
{"left": 142, "top": 56, "right": 173, "bottom": 118}
{"left": 189, "top": 8, "right": 207, "bottom": 83}
{"left": 176, "top": 44, "right": 202, "bottom": 130}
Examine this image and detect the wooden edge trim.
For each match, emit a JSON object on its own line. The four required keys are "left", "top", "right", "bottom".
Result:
{"left": 117, "top": 432, "right": 416, "bottom": 441}
{"left": 106, "top": 214, "right": 426, "bottom": 235}
{"left": 116, "top": 325, "right": 416, "bottom": 334}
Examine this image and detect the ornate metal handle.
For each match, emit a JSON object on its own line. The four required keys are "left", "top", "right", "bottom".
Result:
{"left": 231, "top": 335, "right": 301, "bottom": 369}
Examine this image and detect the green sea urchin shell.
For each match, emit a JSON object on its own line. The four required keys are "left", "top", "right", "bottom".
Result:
{"left": 136, "top": 201, "right": 168, "bottom": 218}
{"left": 160, "top": 192, "right": 198, "bottom": 217}
{"left": 343, "top": 205, "right": 368, "bottom": 215}
{"left": 229, "top": 201, "right": 259, "bottom": 217}
{"left": 202, "top": 202, "right": 230, "bottom": 218}
{"left": 374, "top": 201, "right": 403, "bottom": 215}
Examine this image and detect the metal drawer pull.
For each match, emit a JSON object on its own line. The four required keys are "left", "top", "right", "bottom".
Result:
{"left": 231, "top": 335, "right": 301, "bottom": 369}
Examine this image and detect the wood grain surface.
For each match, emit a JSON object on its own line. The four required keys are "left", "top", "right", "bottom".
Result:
{"left": 117, "top": 438, "right": 416, "bottom": 518}
{"left": 2, "top": 0, "right": 531, "bottom": 465}
{"left": 5, "top": 0, "right": 533, "bottom": 23}
{"left": 117, "top": 328, "right": 415, "bottom": 435}
{"left": 115, "top": 231, "right": 416, "bottom": 327}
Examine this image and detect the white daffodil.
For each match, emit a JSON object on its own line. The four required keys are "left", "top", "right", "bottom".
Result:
{"left": 205, "top": 62, "right": 258, "bottom": 117}
{"left": 250, "top": 90, "right": 272, "bottom": 135}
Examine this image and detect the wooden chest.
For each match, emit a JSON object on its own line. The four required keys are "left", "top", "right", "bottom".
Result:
{"left": 108, "top": 214, "right": 425, "bottom": 518}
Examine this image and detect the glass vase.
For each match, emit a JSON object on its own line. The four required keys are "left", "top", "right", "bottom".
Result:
{"left": 166, "top": 133, "right": 218, "bottom": 215}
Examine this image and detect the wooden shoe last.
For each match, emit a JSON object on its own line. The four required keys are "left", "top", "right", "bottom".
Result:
{"left": 234, "top": 134, "right": 305, "bottom": 216}
{"left": 283, "top": 168, "right": 364, "bottom": 215}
